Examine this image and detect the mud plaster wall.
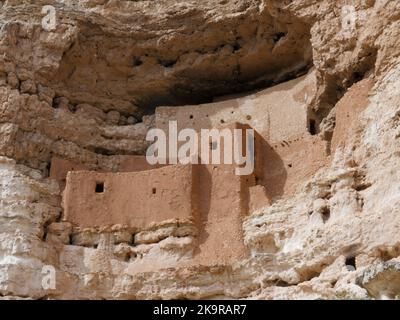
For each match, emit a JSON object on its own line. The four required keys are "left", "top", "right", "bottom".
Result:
{"left": 49, "top": 157, "right": 89, "bottom": 190}
{"left": 60, "top": 123, "right": 258, "bottom": 264}
{"left": 260, "top": 135, "right": 328, "bottom": 199}
{"left": 118, "top": 156, "right": 163, "bottom": 172}
{"left": 192, "top": 163, "right": 250, "bottom": 265}
{"left": 61, "top": 163, "right": 251, "bottom": 265}
{"left": 155, "top": 70, "right": 316, "bottom": 144}
{"left": 331, "top": 78, "right": 374, "bottom": 153}
{"left": 155, "top": 70, "right": 327, "bottom": 201}
{"left": 49, "top": 155, "right": 163, "bottom": 184}
{"left": 190, "top": 123, "right": 262, "bottom": 263}
{"left": 58, "top": 102, "right": 324, "bottom": 266}
{"left": 62, "top": 165, "right": 194, "bottom": 229}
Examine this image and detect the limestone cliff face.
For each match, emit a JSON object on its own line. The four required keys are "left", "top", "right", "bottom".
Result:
{"left": 0, "top": 0, "right": 400, "bottom": 299}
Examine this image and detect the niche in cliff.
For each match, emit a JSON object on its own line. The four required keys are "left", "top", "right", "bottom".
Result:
{"left": 47, "top": 7, "right": 313, "bottom": 116}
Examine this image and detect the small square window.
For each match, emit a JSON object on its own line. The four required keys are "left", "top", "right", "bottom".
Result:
{"left": 95, "top": 182, "right": 104, "bottom": 193}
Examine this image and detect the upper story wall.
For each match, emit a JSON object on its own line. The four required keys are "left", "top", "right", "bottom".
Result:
{"left": 155, "top": 70, "right": 316, "bottom": 144}
{"left": 331, "top": 78, "right": 373, "bottom": 153}
{"left": 49, "top": 155, "right": 163, "bottom": 185}
{"left": 50, "top": 157, "right": 88, "bottom": 185}
{"left": 62, "top": 165, "right": 195, "bottom": 229}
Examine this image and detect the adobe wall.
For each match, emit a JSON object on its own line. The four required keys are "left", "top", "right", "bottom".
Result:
{"left": 155, "top": 70, "right": 316, "bottom": 144}
{"left": 60, "top": 160, "right": 251, "bottom": 264}
{"left": 50, "top": 157, "right": 88, "bottom": 183}
{"left": 154, "top": 70, "right": 327, "bottom": 203}
{"left": 187, "top": 123, "right": 259, "bottom": 263}
{"left": 192, "top": 163, "right": 250, "bottom": 264}
{"left": 62, "top": 165, "right": 195, "bottom": 229}
{"left": 57, "top": 118, "right": 327, "bottom": 266}
{"left": 331, "top": 78, "right": 373, "bottom": 152}
{"left": 59, "top": 122, "right": 255, "bottom": 264}
{"left": 118, "top": 156, "right": 163, "bottom": 172}
{"left": 261, "top": 135, "right": 328, "bottom": 198}
{"left": 57, "top": 70, "right": 326, "bottom": 265}
{"left": 49, "top": 155, "right": 162, "bottom": 186}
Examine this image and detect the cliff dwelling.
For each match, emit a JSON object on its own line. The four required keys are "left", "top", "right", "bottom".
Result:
{"left": 49, "top": 70, "right": 328, "bottom": 268}
{"left": 2, "top": 0, "right": 398, "bottom": 301}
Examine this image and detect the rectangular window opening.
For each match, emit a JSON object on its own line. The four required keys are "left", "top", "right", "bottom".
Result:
{"left": 95, "top": 182, "right": 104, "bottom": 193}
